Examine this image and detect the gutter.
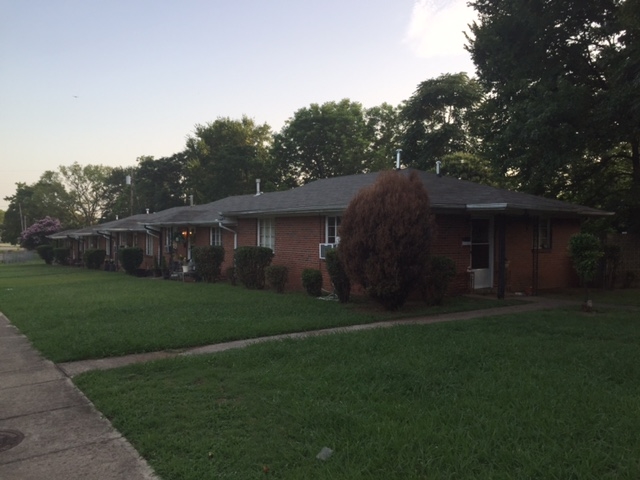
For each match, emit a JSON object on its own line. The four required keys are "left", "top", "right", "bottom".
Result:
{"left": 218, "top": 222, "right": 237, "bottom": 249}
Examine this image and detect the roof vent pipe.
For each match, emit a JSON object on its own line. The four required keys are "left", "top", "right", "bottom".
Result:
{"left": 436, "top": 160, "right": 442, "bottom": 177}
{"left": 395, "top": 149, "right": 402, "bottom": 170}
{"left": 255, "top": 178, "right": 262, "bottom": 196}
{"left": 146, "top": 208, "right": 149, "bottom": 214}
{"left": 189, "top": 194, "right": 194, "bottom": 206}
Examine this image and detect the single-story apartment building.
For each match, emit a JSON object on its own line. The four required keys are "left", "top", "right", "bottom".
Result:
{"left": 50, "top": 168, "right": 610, "bottom": 295}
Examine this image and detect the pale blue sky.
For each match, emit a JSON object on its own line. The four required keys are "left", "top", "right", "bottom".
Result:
{"left": 0, "top": 0, "right": 477, "bottom": 210}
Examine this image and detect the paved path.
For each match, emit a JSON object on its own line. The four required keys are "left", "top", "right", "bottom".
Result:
{"left": 0, "top": 313, "right": 158, "bottom": 480}
{"left": 0, "top": 296, "right": 583, "bottom": 479}
{"left": 59, "top": 296, "right": 579, "bottom": 377}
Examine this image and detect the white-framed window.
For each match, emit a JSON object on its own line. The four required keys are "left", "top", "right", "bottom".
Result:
{"left": 145, "top": 233, "right": 154, "bottom": 256}
{"left": 326, "top": 216, "right": 341, "bottom": 244}
{"left": 165, "top": 228, "right": 172, "bottom": 248}
{"left": 258, "top": 218, "right": 275, "bottom": 251}
{"left": 210, "top": 227, "right": 222, "bottom": 246}
{"left": 118, "top": 233, "right": 126, "bottom": 247}
{"left": 534, "top": 218, "right": 552, "bottom": 250}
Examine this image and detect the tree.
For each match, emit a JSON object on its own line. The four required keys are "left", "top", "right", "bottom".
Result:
{"left": 184, "top": 116, "right": 274, "bottom": 203}
{"left": 59, "top": 162, "right": 115, "bottom": 225}
{"left": 19, "top": 216, "right": 62, "bottom": 250}
{"left": 338, "top": 171, "right": 433, "bottom": 310}
{"left": 467, "top": 0, "right": 640, "bottom": 230}
{"left": 401, "top": 73, "right": 484, "bottom": 171}
{"left": 272, "top": 99, "right": 398, "bottom": 187}
{"left": 2, "top": 175, "right": 74, "bottom": 244}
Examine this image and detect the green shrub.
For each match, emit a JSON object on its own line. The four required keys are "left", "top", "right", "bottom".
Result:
{"left": 568, "top": 233, "right": 603, "bottom": 306}
{"left": 82, "top": 249, "right": 107, "bottom": 270}
{"left": 192, "top": 246, "right": 225, "bottom": 283}
{"left": 424, "top": 256, "right": 457, "bottom": 306}
{"left": 265, "top": 265, "right": 289, "bottom": 293}
{"left": 36, "top": 244, "right": 54, "bottom": 265}
{"left": 325, "top": 249, "right": 350, "bottom": 302}
{"left": 118, "top": 247, "right": 144, "bottom": 275}
{"left": 53, "top": 248, "right": 71, "bottom": 265}
{"left": 234, "top": 246, "right": 274, "bottom": 289}
{"left": 302, "top": 268, "right": 323, "bottom": 297}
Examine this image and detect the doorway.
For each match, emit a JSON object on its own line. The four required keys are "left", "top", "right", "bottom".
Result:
{"left": 470, "top": 218, "right": 493, "bottom": 289}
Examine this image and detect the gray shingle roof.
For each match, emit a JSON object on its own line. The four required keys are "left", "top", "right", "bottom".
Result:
{"left": 220, "top": 169, "right": 610, "bottom": 218}
{"left": 52, "top": 169, "right": 610, "bottom": 236}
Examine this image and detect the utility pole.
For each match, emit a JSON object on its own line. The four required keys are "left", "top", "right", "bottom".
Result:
{"left": 125, "top": 173, "right": 133, "bottom": 217}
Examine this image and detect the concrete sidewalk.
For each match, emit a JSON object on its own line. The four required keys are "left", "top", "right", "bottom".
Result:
{"left": 0, "top": 313, "right": 157, "bottom": 480}
{"left": 59, "top": 295, "right": 579, "bottom": 377}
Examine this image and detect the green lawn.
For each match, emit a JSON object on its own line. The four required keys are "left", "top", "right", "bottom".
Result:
{"left": 0, "top": 263, "right": 520, "bottom": 362}
{"left": 546, "top": 287, "right": 640, "bottom": 307}
{"left": 76, "top": 308, "right": 640, "bottom": 480}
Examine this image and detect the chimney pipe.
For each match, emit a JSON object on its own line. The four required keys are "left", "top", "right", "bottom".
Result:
{"left": 189, "top": 194, "right": 194, "bottom": 206}
{"left": 146, "top": 208, "right": 149, "bottom": 214}
{"left": 255, "top": 178, "right": 262, "bottom": 196}
{"left": 436, "top": 160, "right": 442, "bottom": 177}
{"left": 395, "top": 149, "right": 402, "bottom": 170}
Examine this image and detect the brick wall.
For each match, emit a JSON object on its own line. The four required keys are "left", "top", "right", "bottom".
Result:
{"left": 199, "top": 213, "right": 583, "bottom": 294}
{"left": 431, "top": 215, "right": 472, "bottom": 293}
{"left": 504, "top": 217, "right": 580, "bottom": 293}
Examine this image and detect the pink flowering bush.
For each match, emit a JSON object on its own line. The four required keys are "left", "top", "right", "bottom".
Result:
{"left": 19, "top": 216, "right": 62, "bottom": 250}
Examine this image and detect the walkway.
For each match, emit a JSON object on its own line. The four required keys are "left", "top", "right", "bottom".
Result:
{"left": 0, "top": 313, "right": 157, "bottom": 480}
{"left": 0, "top": 296, "right": 577, "bottom": 479}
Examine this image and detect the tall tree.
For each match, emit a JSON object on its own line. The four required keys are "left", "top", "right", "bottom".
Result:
{"left": 58, "top": 162, "right": 115, "bottom": 225}
{"left": 467, "top": 0, "right": 640, "bottom": 230}
{"left": 272, "top": 99, "right": 398, "bottom": 187}
{"left": 184, "top": 116, "right": 273, "bottom": 203}
{"left": 401, "top": 73, "right": 484, "bottom": 171}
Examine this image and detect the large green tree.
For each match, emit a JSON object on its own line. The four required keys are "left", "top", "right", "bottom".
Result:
{"left": 184, "top": 116, "right": 274, "bottom": 203}
{"left": 401, "top": 73, "right": 484, "bottom": 171}
{"left": 467, "top": 0, "right": 640, "bottom": 230}
{"left": 272, "top": 99, "right": 399, "bottom": 187}
{"left": 58, "top": 162, "right": 115, "bottom": 225}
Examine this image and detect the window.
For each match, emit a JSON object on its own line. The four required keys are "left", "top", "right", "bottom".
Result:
{"left": 534, "top": 218, "right": 552, "bottom": 250}
{"left": 326, "top": 216, "right": 341, "bottom": 244}
{"left": 210, "top": 227, "right": 222, "bottom": 246}
{"left": 165, "top": 228, "right": 172, "bottom": 248}
{"left": 118, "top": 233, "right": 126, "bottom": 247}
{"left": 105, "top": 236, "right": 111, "bottom": 256}
{"left": 145, "top": 233, "right": 154, "bottom": 256}
{"left": 258, "top": 218, "right": 275, "bottom": 250}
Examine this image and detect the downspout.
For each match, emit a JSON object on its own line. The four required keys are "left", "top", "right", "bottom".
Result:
{"left": 144, "top": 226, "right": 161, "bottom": 263}
{"left": 218, "top": 222, "right": 237, "bottom": 250}
{"left": 96, "top": 231, "right": 113, "bottom": 260}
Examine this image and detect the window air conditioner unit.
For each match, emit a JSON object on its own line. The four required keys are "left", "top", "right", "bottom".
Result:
{"left": 319, "top": 243, "right": 337, "bottom": 259}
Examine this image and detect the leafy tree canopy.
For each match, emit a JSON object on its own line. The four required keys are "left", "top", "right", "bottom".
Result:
{"left": 184, "top": 116, "right": 274, "bottom": 203}
{"left": 272, "top": 99, "right": 400, "bottom": 187}
{"left": 401, "top": 72, "right": 484, "bottom": 171}
{"left": 467, "top": 0, "right": 640, "bottom": 230}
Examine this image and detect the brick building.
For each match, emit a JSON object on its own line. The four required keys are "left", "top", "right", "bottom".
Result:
{"left": 51, "top": 168, "right": 610, "bottom": 295}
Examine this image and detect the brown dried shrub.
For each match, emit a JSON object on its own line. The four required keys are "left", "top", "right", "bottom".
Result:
{"left": 338, "top": 170, "right": 433, "bottom": 310}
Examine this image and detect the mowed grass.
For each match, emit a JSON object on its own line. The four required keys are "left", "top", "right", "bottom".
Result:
{"left": 0, "top": 263, "right": 519, "bottom": 362}
{"left": 76, "top": 308, "right": 640, "bottom": 480}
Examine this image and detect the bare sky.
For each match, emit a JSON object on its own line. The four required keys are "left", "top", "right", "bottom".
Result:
{"left": 0, "top": 0, "right": 477, "bottom": 210}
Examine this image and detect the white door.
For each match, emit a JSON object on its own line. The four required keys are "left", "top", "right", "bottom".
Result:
{"left": 470, "top": 218, "right": 493, "bottom": 289}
